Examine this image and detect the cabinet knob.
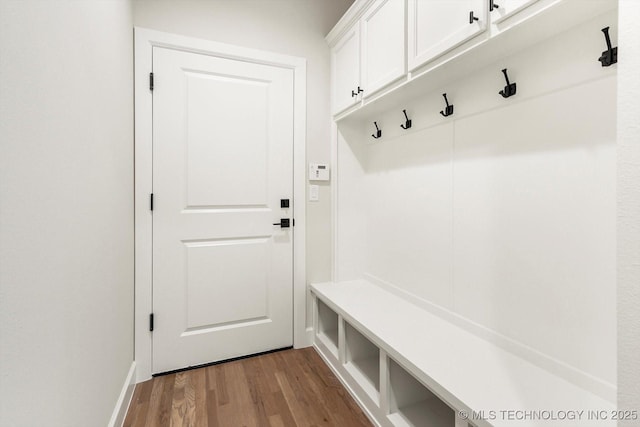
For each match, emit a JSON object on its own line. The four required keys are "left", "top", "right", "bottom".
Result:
{"left": 469, "top": 11, "right": 479, "bottom": 24}
{"left": 490, "top": 0, "right": 500, "bottom": 11}
{"left": 357, "top": 86, "right": 364, "bottom": 94}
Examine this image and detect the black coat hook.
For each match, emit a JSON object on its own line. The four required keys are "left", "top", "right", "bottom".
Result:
{"left": 400, "top": 110, "right": 412, "bottom": 129}
{"left": 490, "top": 0, "right": 500, "bottom": 11}
{"left": 372, "top": 121, "right": 382, "bottom": 139}
{"left": 469, "top": 11, "right": 479, "bottom": 24}
{"left": 598, "top": 27, "right": 617, "bottom": 67}
{"left": 440, "top": 93, "right": 454, "bottom": 117}
{"left": 499, "top": 68, "right": 517, "bottom": 98}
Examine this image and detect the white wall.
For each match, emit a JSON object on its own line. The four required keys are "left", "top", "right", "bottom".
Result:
{"left": 337, "top": 10, "right": 617, "bottom": 400}
{"left": 0, "top": 1, "right": 134, "bottom": 425}
{"left": 617, "top": 1, "right": 640, "bottom": 424}
{"left": 132, "top": 0, "right": 354, "bottom": 327}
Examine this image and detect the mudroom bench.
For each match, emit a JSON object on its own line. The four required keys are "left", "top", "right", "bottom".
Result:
{"left": 310, "top": 280, "right": 615, "bottom": 427}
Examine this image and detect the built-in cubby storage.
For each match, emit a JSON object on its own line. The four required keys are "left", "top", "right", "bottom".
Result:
{"left": 320, "top": 0, "right": 619, "bottom": 425}
{"left": 311, "top": 281, "right": 616, "bottom": 427}
{"left": 344, "top": 322, "right": 380, "bottom": 402}
{"left": 316, "top": 299, "right": 339, "bottom": 358}
{"left": 387, "top": 358, "right": 454, "bottom": 427}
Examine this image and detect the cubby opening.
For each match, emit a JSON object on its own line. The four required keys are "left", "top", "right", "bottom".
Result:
{"left": 316, "top": 299, "right": 339, "bottom": 356}
{"left": 387, "top": 358, "right": 454, "bottom": 427}
{"left": 344, "top": 322, "right": 380, "bottom": 402}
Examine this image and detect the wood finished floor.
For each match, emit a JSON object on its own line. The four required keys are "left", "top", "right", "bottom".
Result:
{"left": 123, "top": 347, "right": 373, "bottom": 427}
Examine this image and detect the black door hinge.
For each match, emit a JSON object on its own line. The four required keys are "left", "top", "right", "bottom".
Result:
{"left": 149, "top": 72, "right": 154, "bottom": 91}
{"left": 149, "top": 313, "right": 154, "bottom": 332}
{"left": 150, "top": 193, "right": 154, "bottom": 211}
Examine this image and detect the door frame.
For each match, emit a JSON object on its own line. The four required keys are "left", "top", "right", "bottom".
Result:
{"left": 134, "top": 28, "right": 307, "bottom": 382}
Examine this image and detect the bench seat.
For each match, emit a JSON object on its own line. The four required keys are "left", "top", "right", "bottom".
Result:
{"left": 311, "top": 280, "right": 615, "bottom": 427}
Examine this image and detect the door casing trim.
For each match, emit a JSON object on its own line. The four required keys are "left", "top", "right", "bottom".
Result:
{"left": 134, "top": 27, "right": 307, "bottom": 382}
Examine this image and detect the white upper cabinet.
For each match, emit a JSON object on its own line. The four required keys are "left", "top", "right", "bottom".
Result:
{"left": 489, "top": 0, "right": 541, "bottom": 24}
{"left": 407, "top": 0, "right": 487, "bottom": 72}
{"left": 332, "top": 22, "right": 361, "bottom": 115}
{"left": 327, "top": 0, "right": 610, "bottom": 120}
{"left": 331, "top": 0, "right": 406, "bottom": 115}
{"left": 361, "top": 0, "right": 406, "bottom": 97}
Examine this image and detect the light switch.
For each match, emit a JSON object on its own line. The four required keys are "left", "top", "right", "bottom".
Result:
{"left": 309, "top": 185, "right": 319, "bottom": 201}
{"left": 309, "top": 163, "right": 330, "bottom": 181}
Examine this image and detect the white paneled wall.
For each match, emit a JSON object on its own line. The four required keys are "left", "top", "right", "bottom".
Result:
{"left": 366, "top": 124, "right": 454, "bottom": 308}
{"left": 453, "top": 76, "right": 615, "bottom": 382}
{"left": 336, "top": 9, "right": 617, "bottom": 397}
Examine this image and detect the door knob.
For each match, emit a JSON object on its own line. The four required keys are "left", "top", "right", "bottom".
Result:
{"left": 273, "top": 219, "right": 290, "bottom": 228}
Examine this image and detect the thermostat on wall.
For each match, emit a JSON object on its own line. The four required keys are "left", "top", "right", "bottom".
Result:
{"left": 309, "top": 163, "right": 330, "bottom": 181}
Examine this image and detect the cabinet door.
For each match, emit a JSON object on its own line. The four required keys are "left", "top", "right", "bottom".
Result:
{"left": 489, "top": 0, "right": 540, "bottom": 24}
{"left": 361, "top": 0, "right": 406, "bottom": 97}
{"left": 408, "top": 0, "right": 487, "bottom": 71}
{"left": 332, "top": 23, "right": 361, "bottom": 115}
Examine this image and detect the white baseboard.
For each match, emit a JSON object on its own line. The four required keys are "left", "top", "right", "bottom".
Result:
{"left": 108, "top": 361, "right": 136, "bottom": 427}
{"left": 294, "top": 326, "right": 315, "bottom": 349}
{"left": 304, "top": 326, "right": 314, "bottom": 347}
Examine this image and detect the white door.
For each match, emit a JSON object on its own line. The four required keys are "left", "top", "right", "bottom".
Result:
{"left": 151, "top": 46, "right": 294, "bottom": 374}
{"left": 408, "top": 0, "right": 486, "bottom": 71}
{"left": 361, "top": 0, "right": 406, "bottom": 98}
{"left": 332, "top": 22, "right": 361, "bottom": 115}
